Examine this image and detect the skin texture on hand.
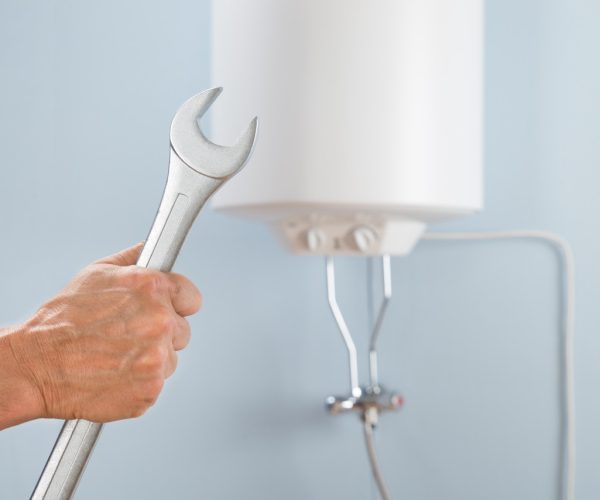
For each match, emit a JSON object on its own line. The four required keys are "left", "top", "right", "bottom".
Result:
{"left": 0, "top": 243, "right": 201, "bottom": 430}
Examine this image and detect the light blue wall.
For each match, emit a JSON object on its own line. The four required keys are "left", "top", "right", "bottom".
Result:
{"left": 0, "top": 0, "right": 598, "bottom": 498}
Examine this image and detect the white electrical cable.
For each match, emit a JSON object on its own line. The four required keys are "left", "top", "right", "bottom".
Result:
{"left": 363, "top": 414, "right": 391, "bottom": 500}
{"left": 421, "top": 231, "right": 576, "bottom": 500}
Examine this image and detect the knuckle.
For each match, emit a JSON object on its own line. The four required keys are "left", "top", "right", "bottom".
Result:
{"left": 191, "top": 289, "right": 203, "bottom": 313}
{"left": 169, "top": 353, "right": 178, "bottom": 373}
{"left": 182, "top": 318, "right": 191, "bottom": 337}
{"left": 178, "top": 278, "right": 202, "bottom": 314}
{"left": 151, "top": 309, "right": 176, "bottom": 337}
{"left": 125, "top": 268, "right": 165, "bottom": 294}
{"left": 130, "top": 378, "right": 164, "bottom": 417}
{"left": 130, "top": 406, "right": 147, "bottom": 418}
{"left": 135, "top": 309, "right": 176, "bottom": 340}
{"left": 174, "top": 321, "right": 191, "bottom": 351}
{"left": 143, "top": 378, "right": 164, "bottom": 403}
{"left": 135, "top": 346, "right": 166, "bottom": 374}
{"left": 119, "top": 267, "right": 144, "bottom": 285}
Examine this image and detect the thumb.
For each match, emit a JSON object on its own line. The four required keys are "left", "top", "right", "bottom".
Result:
{"left": 96, "top": 242, "right": 144, "bottom": 266}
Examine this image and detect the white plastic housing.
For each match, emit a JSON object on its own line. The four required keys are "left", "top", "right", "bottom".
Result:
{"left": 211, "top": 0, "right": 483, "bottom": 255}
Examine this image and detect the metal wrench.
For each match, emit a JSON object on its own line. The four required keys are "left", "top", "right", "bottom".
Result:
{"left": 31, "top": 87, "right": 258, "bottom": 500}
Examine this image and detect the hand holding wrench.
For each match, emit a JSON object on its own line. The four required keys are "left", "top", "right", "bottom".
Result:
{"left": 31, "top": 88, "right": 258, "bottom": 500}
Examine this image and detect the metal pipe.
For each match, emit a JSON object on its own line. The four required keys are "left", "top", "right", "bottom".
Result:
{"left": 326, "top": 257, "right": 361, "bottom": 398}
{"left": 368, "top": 255, "right": 392, "bottom": 388}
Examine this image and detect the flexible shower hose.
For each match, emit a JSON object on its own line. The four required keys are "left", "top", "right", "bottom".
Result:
{"left": 363, "top": 415, "right": 391, "bottom": 500}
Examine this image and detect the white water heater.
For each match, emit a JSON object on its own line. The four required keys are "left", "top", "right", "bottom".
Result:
{"left": 211, "top": 0, "right": 483, "bottom": 255}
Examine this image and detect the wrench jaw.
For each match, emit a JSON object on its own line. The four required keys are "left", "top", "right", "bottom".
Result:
{"left": 139, "top": 88, "right": 258, "bottom": 271}
{"left": 223, "top": 115, "right": 258, "bottom": 177}
{"left": 170, "top": 87, "right": 258, "bottom": 180}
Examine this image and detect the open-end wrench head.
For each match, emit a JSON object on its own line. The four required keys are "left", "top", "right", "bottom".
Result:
{"left": 169, "top": 87, "right": 258, "bottom": 179}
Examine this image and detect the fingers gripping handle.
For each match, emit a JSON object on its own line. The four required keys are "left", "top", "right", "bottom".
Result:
{"left": 31, "top": 154, "right": 225, "bottom": 500}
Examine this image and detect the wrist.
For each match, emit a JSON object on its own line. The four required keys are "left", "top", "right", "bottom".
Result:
{"left": 0, "top": 325, "right": 47, "bottom": 429}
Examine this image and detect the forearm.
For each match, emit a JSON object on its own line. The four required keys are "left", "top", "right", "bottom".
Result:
{"left": 0, "top": 325, "right": 44, "bottom": 430}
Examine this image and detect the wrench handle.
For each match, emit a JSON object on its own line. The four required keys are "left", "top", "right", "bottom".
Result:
{"left": 31, "top": 153, "right": 224, "bottom": 500}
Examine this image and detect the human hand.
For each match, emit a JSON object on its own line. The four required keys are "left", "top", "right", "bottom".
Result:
{"left": 0, "top": 243, "right": 201, "bottom": 427}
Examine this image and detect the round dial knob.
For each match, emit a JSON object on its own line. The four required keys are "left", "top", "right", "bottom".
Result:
{"left": 350, "top": 226, "right": 379, "bottom": 253}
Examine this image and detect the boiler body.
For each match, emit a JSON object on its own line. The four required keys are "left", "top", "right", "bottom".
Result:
{"left": 211, "top": 0, "right": 484, "bottom": 255}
